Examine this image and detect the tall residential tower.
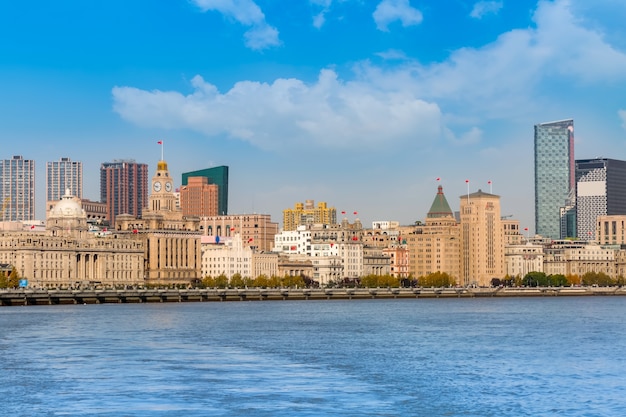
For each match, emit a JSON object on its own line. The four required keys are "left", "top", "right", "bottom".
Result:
{"left": 534, "top": 119, "right": 574, "bottom": 239}
{"left": 100, "top": 159, "right": 149, "bottom": 225}
{"left": 0, "top": 155, "right": 35, "bottom": 221}
{"left": 46, "top": 157, "right": 83, "bottom": 202}
{"left": 181, "top": 166, "right": 229, "bottom": 216}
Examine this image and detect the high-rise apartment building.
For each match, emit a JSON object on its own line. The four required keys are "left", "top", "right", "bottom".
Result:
{"left": 181, "top": 166, "right": 229, "bottom": 215}
{"left": 0, "top": 155, "right": 35, "bottom": 221}
{"left": 100, "top": 159, "right": 148, "bottom": 225}
{"left": 46, "top": 157, "right": 83, "bottom": 202}
{"left": 180, "top": 177, "right": 219, "bottom": 217}
{"left": 534, "top": 119, "right": 575, "bottom": 239}
{"left": 283, "top": 200, "right": 337, "bottom": 231}
{"left": 575, "top": 158, "right": 626, "bottom": 240}
{"left": 459, "top": 189, "right": 504, "bottom": 287}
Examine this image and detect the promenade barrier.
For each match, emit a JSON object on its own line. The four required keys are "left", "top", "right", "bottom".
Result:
{"left": 1, "top": 286, "right": 626, "bottom": 306}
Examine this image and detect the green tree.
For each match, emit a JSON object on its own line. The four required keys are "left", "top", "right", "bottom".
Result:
{"left": 253, "top": 274, "right": 270, "bottom": 288}
{"left": 7, "top": 268, "right": 19, "bottom": 288}
{"left": 548, "top": 274, "right": 567, "bottom": 287}
{"left": 582, "top": 271, "right": 614, "bottom": 286}
{"left": 523, "top": 271, "right": 548, "bottom": 287}
{"left": 230, "top": 273, "right": 244, "bottom": 288}
{"left": 0, "top": 272, "right": 7, "bottom": 289}
{"left": 215, "top": 273, "right": 229, "bottom": 288}
{"left": 419, "top": 271, "right": 455, "bottom": 287}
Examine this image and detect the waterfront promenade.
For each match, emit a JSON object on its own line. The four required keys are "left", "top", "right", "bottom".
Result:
{"left": 1, "top": 286, "right": 626, "bottom": 306}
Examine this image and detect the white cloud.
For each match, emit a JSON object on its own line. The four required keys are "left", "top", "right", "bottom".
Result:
{"left": 373, "top": 0, "right": 423, "bottom": 32}
{"left": 375, "top": 49, "right": 408, "bottom": 60}
{"left": 192, "top": 0, "right": 280, "bottom": 49}
{"left": 470, "top": 1, "right": 503, "bottom": 19}
{"left": 113, "top": 70, "right": 443, "bottom": 151}
{"left": 113, "top": 0, "right": 626, "bottom": 153}
{"left": 619, "top": 109, "right": 626, "bottom": 130}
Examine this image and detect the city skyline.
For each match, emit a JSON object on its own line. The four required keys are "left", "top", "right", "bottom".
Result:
{"left": 2, "top": 0, "right": 626, "bottom": 230}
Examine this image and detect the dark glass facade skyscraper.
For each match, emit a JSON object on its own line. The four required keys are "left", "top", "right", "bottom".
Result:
{"left": 534, "top": 119, "right": 574, "bottom": 239}
{"left": 182, "top": 166, "right": 229, "bottom": 215}
{"left": 575, "top": 158, "right": 626, "bottom": 240}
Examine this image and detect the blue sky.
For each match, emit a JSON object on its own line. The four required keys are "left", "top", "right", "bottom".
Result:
{"left": 2, "top": 0, "right": 626, "bottom": 231}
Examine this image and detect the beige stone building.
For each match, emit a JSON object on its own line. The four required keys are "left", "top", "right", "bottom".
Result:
{"left": 200, "top": 214, "right": 278, "bottom": 252}
{"left": 596, "top": 215, "right": 626, "bottom": 246}
{"left": 543, "top": 240, "right": 615, "bottom": 277}
{"left": 283, "top": 200, "right": 337, "bottom": 231}
{"left": 0, "top": 189, "right": 144, "bottom": 288}
{"left": 504, "top": 243, "right": 544, "bottom": 278}
{"left": 459, "top": 189, "right": 504, "bottom": 286}
{"left": 116, "top": 160, "right": 203, "bottom": 285}
{"left": 407, "top": 186, "right": 461, "bottom": 284}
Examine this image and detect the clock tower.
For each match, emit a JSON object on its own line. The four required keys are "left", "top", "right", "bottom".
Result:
{"left": 149, "top": 160, "right": 176, "bottom": 212}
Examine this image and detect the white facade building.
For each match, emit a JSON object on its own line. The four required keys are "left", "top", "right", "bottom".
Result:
{"left": 201, "top": 234, "right": 253, "bottom": 279}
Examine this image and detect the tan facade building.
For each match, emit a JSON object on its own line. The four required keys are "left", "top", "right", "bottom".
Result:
{"left": 407, "top": 186, "right": 461, "bottom": 284}
{"left": 459, "top": 189, "right": 504, "bottom": 286}
{"left": 180, "top": 176, "right": 219, "bottom": 217}
{"left": 116, "top": 160, "right": 203, "bottom": 285}
{"left": 596, "top": 215, "right": 626, "bottom": 246}
{"left": 200, "top": 214, "right": 278, "bottom": 252}
{"left": 0, "top": 189, "right": 144, "bottom": 288}
{"left": 283, "top": 200, "right": 337, "bottom": 231}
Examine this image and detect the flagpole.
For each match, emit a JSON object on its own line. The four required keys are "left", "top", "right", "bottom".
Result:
{"left": 488, "top": 180, "right": 492, "bottom": 194}
{"left": 465, "top": 179, "right": 470, "bottom": 203}
{"left": 161, "top": 140, "right": 164, "bottom": 161}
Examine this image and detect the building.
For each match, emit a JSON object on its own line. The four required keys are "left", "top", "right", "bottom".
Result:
{"left": 182, "top": 166, "right": 229, "bottom": 215}
{"left": 0, "top": 189, "right": 144, "bottom": 288}
{"left": 200, "top": 214, "right": 278, "bottom": 252}
{"left": 596, "top": 215, "right": 626, "bottom": 246}
{"left": 0, "top": 155, "right": 35, "bottom": 221}
{"left": 534, "top": 119, "right": 575, "bottom": 239}
{"left": 459, "top": 189, "right": 504, "bottom": 287}
{"left": 407, "top": 185, "right": 461, "bottom": 283}
{"left": 100, "top": 159, "right": 149, "bottom": 225}
{"left": 202, "top": 234, "right": 253, "bottom": 279}
{"left": 180, "top": 176, "right": 219, "bottom": 217}
{"left": 504, "top": 243, "right": 544, "bottom": 278}
{"left": 282, "top": 200, "right": 337, "bottom": 231}
{"left": 575, "top": 158, "right": 626, "bottom": 241}
{"left": 46, "top": 157, "right": 82, "bottom": 202}
{"left": 116, "top": 159, "right": 203, "bottom": 285}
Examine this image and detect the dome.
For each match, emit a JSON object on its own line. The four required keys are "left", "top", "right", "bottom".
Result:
{"left": 49, "top": 189, "right": 86, "bottom": 219}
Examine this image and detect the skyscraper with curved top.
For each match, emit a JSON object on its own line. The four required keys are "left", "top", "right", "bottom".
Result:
{"left": 534, "top": 119, "right": 574, "bottom": 240}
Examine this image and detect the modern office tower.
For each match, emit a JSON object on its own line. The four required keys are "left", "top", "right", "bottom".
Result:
{"left": 100, "top": 159, "right": 148, "bottom": 225}
{"left": 575, "top": 158, "right": 626, "bottom": 240}
{"left": 181, "top": 166, "right": 228, "bottom": 215}
{"left": 282, "top": 200, "right": 337, "bottom": 231}
{"left": 0, "top": 155, "right": 35, "bottom": 221}
{"left": 46, "top": 157, "right": 83, "bottom": 202}
{"left": 534, "top": 119, "right": 575, "bottom": 239}
{"left": 180, "top": 177, "right": 219, "bottom": 217}
{"left": 459, "top": 189, "right": 504, "bottom": 287}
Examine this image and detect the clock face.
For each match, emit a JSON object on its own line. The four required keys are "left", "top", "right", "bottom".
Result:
{"left": 165, "top": 182, "right": 172, "bottom": 192}
{"left": 153, "top": 181, "right": 162, "bottom": 192}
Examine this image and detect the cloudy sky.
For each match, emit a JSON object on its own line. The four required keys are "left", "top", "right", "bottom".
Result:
{"left": 2, "top": 0, "right": 626, "bottom": 231}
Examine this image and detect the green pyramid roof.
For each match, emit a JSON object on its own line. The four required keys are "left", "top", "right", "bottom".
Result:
{"left": 427, "top": 185, "right": 453, "bottom": 218}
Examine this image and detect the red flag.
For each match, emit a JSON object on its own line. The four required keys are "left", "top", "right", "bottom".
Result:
{"left": 132, "top": 229, "right": 138, "bottom": 234}
{"left": 157, "top": 140, "right": 162, "bottom": 145}
{"left": 330, "top": 243, "right": 334, "bottom": 247}
{"left": 524, "top": 227, "right": 528, "bottom": 231}
{"left": 353, "top": 211, "right": 358, "bottom": 215}
{"left": 436, "top": 177, "right": 440, "bottom": 181}
{"left": 30, "top": 225, "right": 35, "bottom": 229}
{"left": 230, "top": 227, "right": 235, "bottom": 231}
{"left": 248, "top": 238, "right": 253, "bottom": 242}
{"left": 465, "top": 179, "right": 469, "bottom": 183}
{"left": 488, "top": 180, "right": 492, "bottom": 184}
{"left": 341, "top": 211, "right": 346, "bottom": 214}
{"left": 103, "top": 227, "right": 107, "bottom": 232}
{"left": 352, "top": 236, "right": 358, "bottom": 241}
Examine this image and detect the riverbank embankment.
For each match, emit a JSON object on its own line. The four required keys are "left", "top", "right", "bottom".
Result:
{"left": 1, "top": 286, "right": 625, "bottom": 306}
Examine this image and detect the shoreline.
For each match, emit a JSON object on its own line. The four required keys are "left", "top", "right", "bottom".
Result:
{"left": 1, "top": 286, "right": 625, "bottom": 306}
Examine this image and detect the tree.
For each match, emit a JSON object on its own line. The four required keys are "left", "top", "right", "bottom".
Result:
{"left": 548, "top": 274, "right": 567, "bottom": 287}
{"left": 419, "top": 271, "right": 455, "bottom": 287}
{"left": 582, "top": 271, "right": 614, "bottom": 287}
{"left": 253, "top": 274, "right": 270, "bottom": 288}
{"left": 523, "top": 271, "right": 547, "bottom": 287}
{"left": 230, "top": 273, "right": 244, "bottom": 288}
{"left": 7, "top": 268, "right": 19, "bottom": 288}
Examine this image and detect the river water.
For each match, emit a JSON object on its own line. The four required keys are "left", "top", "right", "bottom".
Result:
{"left": 1, "top": 297, "right": 625, "bottom": 416}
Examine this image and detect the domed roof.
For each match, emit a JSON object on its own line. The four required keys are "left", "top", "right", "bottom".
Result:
{"left": 49, "top": 189, "right": 86, "bottom": 219}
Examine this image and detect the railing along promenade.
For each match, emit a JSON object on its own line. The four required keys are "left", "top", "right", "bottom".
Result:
{"left": 1, "top": 286, "right": 626, "bottom": 306}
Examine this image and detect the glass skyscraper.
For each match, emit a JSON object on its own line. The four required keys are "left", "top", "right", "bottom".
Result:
{"left": 534, "top": 119, "right": 574, "bottom": 239}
